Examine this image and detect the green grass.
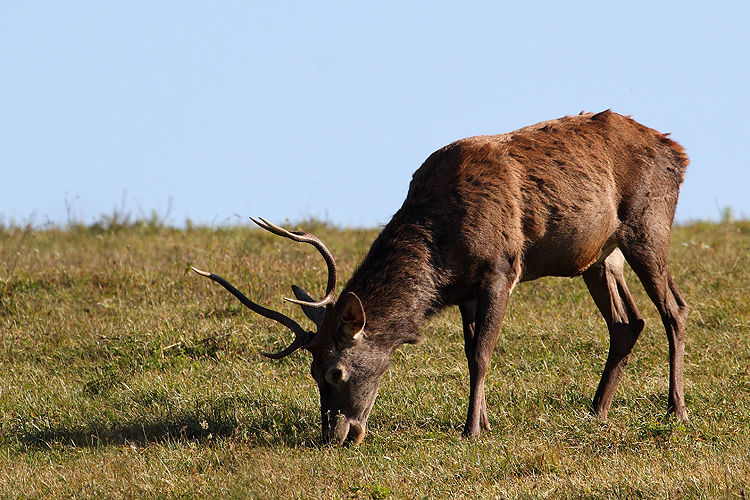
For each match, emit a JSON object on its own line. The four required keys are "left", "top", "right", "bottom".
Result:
{"left": 1, "top": 218, "right": 749, "bottom": 498}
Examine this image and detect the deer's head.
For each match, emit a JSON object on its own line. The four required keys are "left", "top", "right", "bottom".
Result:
{"left": 192, "top": 218, "right": 388, "bottom": 445}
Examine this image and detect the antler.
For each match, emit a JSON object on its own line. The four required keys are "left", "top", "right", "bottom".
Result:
{"left": 250, "top": 217, "right": 337, "bottom": 308}
{"left": 190, "top": 267, "right": 312, "bottom": 358}
{"left": 191, "top": 219, "right": 338, "bottom": 359}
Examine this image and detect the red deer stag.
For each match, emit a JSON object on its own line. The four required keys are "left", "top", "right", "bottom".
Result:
{"left": 192, "top": 110, "right": 689, "bottom": 445}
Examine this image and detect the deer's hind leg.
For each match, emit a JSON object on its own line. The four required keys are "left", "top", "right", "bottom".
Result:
{"left": 619, "top": 234, "right": 689, "bottom": 422}
{"left": 583, "top": 248, "right": 645, "bottom": 420}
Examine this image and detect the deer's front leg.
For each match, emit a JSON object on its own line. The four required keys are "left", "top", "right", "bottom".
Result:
{"left": 459, "top": 301, "right": 490, "bottom": 432}
{"left": 461, "top": 269, "right": 515, "bottom": 440}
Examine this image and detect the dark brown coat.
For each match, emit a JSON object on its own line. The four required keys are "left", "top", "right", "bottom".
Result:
{"left": 195, "top": 110, "right": 689, "bottom": 444}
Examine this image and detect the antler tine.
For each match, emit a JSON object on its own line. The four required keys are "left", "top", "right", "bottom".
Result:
{"left": 191, "top": 266, "right": 312, "bottom": 359}
{"left": 251, "top": 217, "right": 337, "bottom": 308}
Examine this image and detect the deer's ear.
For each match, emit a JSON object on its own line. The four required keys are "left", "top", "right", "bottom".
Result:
{"left": 292, "top": 285, "right": 326, "bottom": 328}
{"left": 340, "top": 292, "right": 365, "bottom": 341}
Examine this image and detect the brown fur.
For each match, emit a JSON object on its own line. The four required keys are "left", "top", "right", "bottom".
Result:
{"left": 327, "top": 110, "right": 688, "bottom": 442}
{"left": 198, "top": 110, "right": 689, "bottom": 444}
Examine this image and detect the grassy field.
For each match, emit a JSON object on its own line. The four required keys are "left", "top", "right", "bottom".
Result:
{"left": 0, "top": 217, "right": 749, "bottom": 499}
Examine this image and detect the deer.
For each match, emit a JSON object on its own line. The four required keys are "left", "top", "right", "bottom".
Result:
{"left": 192, "top": 110, "right": 689, "bottom": 445}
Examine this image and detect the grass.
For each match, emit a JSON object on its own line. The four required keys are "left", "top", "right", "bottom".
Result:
{"left": 0, "top": 217, "right": 749, "bottom": 498}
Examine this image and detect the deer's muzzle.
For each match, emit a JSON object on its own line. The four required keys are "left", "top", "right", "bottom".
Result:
{"left": 323, "top": 412, "right": 366, "bottom": 445}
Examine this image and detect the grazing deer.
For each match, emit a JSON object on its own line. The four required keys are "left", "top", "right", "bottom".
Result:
{"left": 193, "top": 110, "right": 689, "bottom": 445}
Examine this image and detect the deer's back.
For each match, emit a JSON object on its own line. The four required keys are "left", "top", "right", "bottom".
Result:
{"left": 399, "top": 110, "right": 688, "bottom": 283}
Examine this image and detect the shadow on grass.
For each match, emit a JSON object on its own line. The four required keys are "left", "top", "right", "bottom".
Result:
{"left": 13, "top": 398, "right": 321, "bottom": 450}
{"left": 16, "top": 416, "right": 235, "bottom": 448}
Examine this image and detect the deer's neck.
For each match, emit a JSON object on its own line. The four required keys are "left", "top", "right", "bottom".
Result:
{"left": 342, "top": 222, "right": 440, "bottom": 347}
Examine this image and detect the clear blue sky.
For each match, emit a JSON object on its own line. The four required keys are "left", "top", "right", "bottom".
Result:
{"left": 2, "top": 1, "right": 748, "bottom": 228}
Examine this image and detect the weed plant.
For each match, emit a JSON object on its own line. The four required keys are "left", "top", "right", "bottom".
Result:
{"left": 0, "top": 217, "right": 748, "bottom": 498}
